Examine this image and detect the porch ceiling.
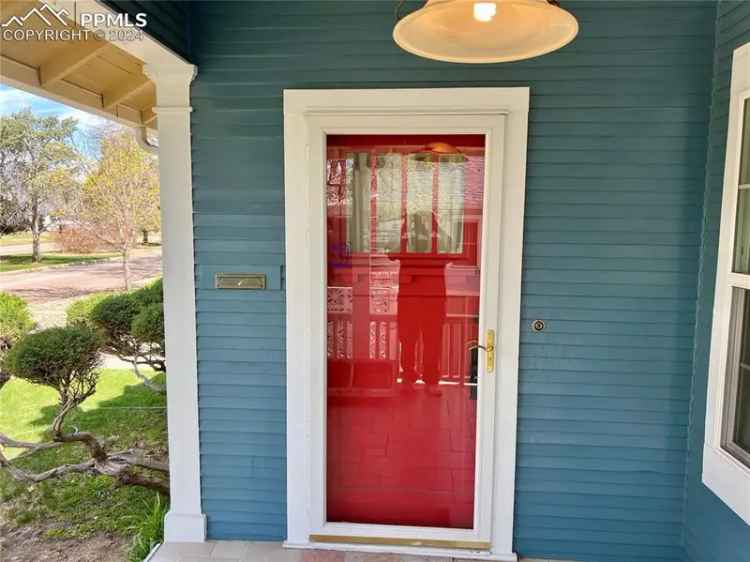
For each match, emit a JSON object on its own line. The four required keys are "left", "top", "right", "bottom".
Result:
{"left": 0, "top": 0, "right": 156, "bottom": 129}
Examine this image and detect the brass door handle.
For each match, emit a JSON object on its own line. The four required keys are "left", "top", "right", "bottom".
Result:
{"left": 467, "top": 329, "right": 495, "bottom": 373}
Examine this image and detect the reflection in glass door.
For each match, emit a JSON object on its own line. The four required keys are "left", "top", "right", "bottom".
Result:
{"left": 325, "top": 135, "right": 486, "bottom": 529}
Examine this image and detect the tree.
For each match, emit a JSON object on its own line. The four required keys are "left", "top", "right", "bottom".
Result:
{"left": 67, "top": 129, "right": 159, "bottom": 289}
{"left": 0, "top": 187, "right": 27, "bottom": 235}
{"left": 0, "top": 110, "right": 79, "bottom": 260}
{"left": 0, "top": 326, "right": 168, "bottom": 494}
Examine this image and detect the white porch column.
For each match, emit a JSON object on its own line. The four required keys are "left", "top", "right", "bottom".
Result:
{"left": 144, "top": 63, "right": 206, "bottom": 542}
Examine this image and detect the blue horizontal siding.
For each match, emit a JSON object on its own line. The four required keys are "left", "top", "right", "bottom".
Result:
{"left": 189, "top": 2, "right": 718, "bottom": 560}
{"left": 683, "top": 2, "right": 750, "bottom": 561}
{"left": 101, "top": 0, "right": 190, "bottom": 60}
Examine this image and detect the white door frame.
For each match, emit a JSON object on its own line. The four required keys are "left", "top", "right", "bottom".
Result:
{"left": 283, "top": 88, "right": 529, "bottom": 561}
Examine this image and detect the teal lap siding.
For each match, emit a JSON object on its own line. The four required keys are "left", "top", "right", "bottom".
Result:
{"left": 102, "top": 0, "right": 191, "bottom": 60}
{"left": 189, "top": 2, "right": 716, "bottom": 560}
{"left": 684, "top": 1, "right": 750, "bottom": 561}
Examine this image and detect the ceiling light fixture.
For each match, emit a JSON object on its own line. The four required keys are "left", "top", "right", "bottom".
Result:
{"left": 473, "top": 2, "right": 497, "bottom": 22}
{"left": 393, "top": 0, "right": 579, "bottom": 64}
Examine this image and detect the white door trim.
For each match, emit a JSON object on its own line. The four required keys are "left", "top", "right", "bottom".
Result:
{"left": 283, "top": 88, "right": 528, "bottom": 560}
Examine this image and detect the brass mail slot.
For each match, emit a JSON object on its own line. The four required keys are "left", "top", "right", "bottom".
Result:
{"left": 215, "top": 272, "right": 267, "bottom": 290}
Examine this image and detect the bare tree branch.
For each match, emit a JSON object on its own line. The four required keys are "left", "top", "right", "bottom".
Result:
{"left": 0, "top": 394, "right": 169, "bottom": 495}
{"left": 0, "top": 433, "right": 60, "bottom": 452}
{"left": 116, "top": 471, "right": 169, "bottom": 495}
{"left": 0, "top": 446, "right": 169, "bottom": 495}
{"left": 0, "top": 448, "right": 96, "bottom": 483}
{"left": 132, "top": 361, "right": 165, "bottom": 393}
{"left": 110, "top": 450, "right": 169, "bottom": 473}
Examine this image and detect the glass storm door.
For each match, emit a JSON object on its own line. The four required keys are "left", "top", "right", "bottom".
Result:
{"left": 325, "top": 134, "right": 488, "bottom": 530}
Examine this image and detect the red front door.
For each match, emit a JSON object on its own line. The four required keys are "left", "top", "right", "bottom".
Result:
{"left": 325, "top": 134, "right": 486, "bottom": 529}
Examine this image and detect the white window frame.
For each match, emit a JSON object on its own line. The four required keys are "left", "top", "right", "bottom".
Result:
{"left": 282, "top": 88, "right": 529, "bottom": 561}
{"left": 704, "top": 42, "right": 750, "bottom": 525}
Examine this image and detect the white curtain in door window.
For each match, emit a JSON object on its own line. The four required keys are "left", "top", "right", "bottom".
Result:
{"left": 438, "top": 155, "right": 465, "bottom": 254}
{"left": 406, "top": 154, "right": 433, "bottom": 253}
{"left": 346, "top": 152, "right": 371, "bottom": 253}
{"left": 346, "top": 150, "right": 466, "bottom": 254}
{"left": 375, "top": 153, "right": 402, "bottom": 253}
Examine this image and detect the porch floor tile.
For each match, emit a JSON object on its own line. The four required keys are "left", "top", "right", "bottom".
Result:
{"left": 146, "top": 542, "right": 571, "bottom": 562}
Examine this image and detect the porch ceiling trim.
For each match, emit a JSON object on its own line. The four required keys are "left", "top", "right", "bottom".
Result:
{"left": 0, "top": 54, "right": 144, "bottom": 125}
{"left": 0, "top": 0, "right": 181, "bottom": 131}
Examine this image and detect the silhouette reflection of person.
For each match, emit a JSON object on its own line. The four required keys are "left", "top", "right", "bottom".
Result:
{"left": 394, "top": 221, "right": 448, "bottom": 397}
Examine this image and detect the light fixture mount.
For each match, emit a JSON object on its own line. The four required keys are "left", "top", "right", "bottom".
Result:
{"left": 393, "top": 0, "right": 579, "bottom": 64}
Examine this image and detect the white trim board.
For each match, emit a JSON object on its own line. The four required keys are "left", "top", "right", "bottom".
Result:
{"left": 703, "top": 42, "right": 750, "bottom": 525}
{"left": 144, "top": 63, "right": 205, "bottom": 542}
{"left": 282, "top": 87, "right": 530, "bottom": 560}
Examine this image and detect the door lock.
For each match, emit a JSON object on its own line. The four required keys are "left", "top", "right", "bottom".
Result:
{"left": 467, "top": 329, "right": 495, "bottom": 374}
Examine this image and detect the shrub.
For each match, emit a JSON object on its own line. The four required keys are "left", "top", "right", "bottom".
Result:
{"left": 3, "top": 326, "right": 103, "bottom": 402}
{"left": 132, "top": 303, "right": 164, "bottom": 350}
{"left": 0, "top": 292, "right": 35, "bottom": 388}
{"left": 133, "top": 279, "right": 163, "bottom": 307}
{"left": 65, "top": 292, "right": 111, "bottom": 329}
{"left": 0, "top": 292, "right": 35, "bottom": 346}
{"left": 89, "top": 280, "right": 166, "bottom": 388}
{"left": 53, "top": 227, "right": 105, "bottom": 253}
{"left": 90, "top": 280, "right": 165, "bottom": 371}
{"left": 90, "top": 293, "right": 140, "bottom": 343}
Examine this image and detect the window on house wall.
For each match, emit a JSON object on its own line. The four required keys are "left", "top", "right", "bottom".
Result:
{"left": 723, "top": 288, "right": 750, "bottom": 467}
{"left": 733, "top": 100, "right": 750, "bottom": 274}
{"left": 723, "top": 101, "right": 750, "bottom": 469}
{"left": 704, "top": 43, "right": 750, "bottom": 525}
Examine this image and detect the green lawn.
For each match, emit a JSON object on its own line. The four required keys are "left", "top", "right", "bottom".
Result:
{"left": 0, "top": 369, "right": 167, "bottom": 546}
{"left": 0, "top": 253, "right": 117, "bottom": 273}
{"left": 0, "top": 231, "right": 53, "bottom": 247}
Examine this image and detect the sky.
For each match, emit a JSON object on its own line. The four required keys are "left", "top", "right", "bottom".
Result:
{"left": 0, "top": 84, "right": 115, "bottom": 154}
{"left": 0, "top": 84, "right": 110, "bottom": 128}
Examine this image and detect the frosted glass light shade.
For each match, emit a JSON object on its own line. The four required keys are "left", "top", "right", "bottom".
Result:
{"left": 393, "top": 0, "right": 579, "bottom": 63}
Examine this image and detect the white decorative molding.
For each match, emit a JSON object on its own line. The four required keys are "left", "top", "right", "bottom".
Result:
{"left": 144, "top": 61, "right": 206, "bottom": 542}
{"left": 283, "top": 88, "right": 529, "bottom": 559}
{"left": 703, "top": 41, "right": 750, "bottom": 525}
